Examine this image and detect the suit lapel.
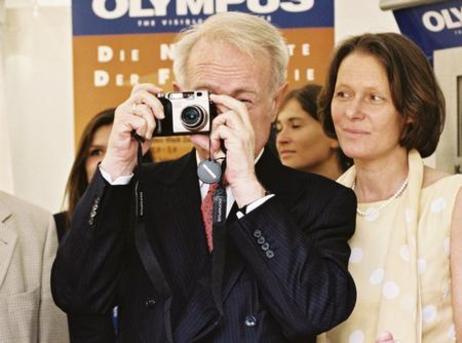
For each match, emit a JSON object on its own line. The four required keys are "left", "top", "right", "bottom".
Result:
{"left": 167, "top": 154, "right": 208, "bottom": 259}
{"left": 165, "top": 161, "right": 211, "bottom": 285}
{"left": 0, "top": 200, "right": 17, "bottom": 289}
{"left": 143, "top": 151, "right": 209, "bottom": 292}
{"left": 222, "top": 203, "right": 244, "bottom": 301}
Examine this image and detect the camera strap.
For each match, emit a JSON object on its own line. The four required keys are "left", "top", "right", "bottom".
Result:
{"left": 132, "top": 136, "right": 173, "bottom": 343}
{"left": 211, "top": 160, "right": 227, "bottom": 317}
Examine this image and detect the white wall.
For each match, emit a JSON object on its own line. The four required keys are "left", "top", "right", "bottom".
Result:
{"left": 335, "top": 1, "right": 399, "bottom": 41}
{"left": 0, "top": 0, "right": 14, "bottom": 194}
{"left": 1, "top": 0, "right": 399, "bottom": 213}
{"left": 3, "top": 5, "right": 73, "bottom": 212}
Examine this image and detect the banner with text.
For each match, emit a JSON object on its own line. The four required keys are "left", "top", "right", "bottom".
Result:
{"left": 72, "top": 0, "right": 334, "bottom": 160}
{"left": 394, "top": 0, "right": 462, "bottom": 63}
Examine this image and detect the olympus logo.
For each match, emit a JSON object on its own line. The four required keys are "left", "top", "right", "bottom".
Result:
{"left": 422, "top": 6, "right": 462, "bottom": 32}
{"left": 92, "top": 0, "right": 315, "bottom": 19}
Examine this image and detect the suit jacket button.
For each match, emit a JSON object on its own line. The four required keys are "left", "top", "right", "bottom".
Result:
{"left": 145, "top": 298, "right": 157, "bottom": 308}
{"left": 88, "top": 197, "right": 100, "bottom": 226}
{"left": 261, "top": 242, "right": 269, "bottom": 251}
{"left": 92, "top": 197, "right": 100, "bottom": 211}
{"left": 253, "top": 229, "right": 262, "bottom": 238}
{"left": 257, "top": 236, "right": 265, "bottom": 244}
{"left": 244, "top": 315, "right": 257, "bottom": 327}
{"left": 266, "top": 250, "right": 274, "bottom": 259}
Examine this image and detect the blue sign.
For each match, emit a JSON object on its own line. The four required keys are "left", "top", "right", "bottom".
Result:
{"left": 73, "top": 0, "right": 334, "bottom": 36}
{"left": 394, "top": 0, "right": 462, "bottom": 62}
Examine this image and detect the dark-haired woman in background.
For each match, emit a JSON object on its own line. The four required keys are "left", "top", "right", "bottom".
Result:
{"left": 275, "top": 84, "right": 350, "bottom": 180}
{"left": 318, "top": 32, "right": 462, "bottom": 342}
{"left": 54, "top": 108, "right": 153, "bottom": 342}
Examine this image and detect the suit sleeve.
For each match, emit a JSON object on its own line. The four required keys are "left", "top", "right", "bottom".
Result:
{"left": 51, "top": 169, "right": 134, "bottom": 315}
{"left": 39, "top": 213, "right": 70, "bottom": 342}
{"left": 67, "top": 313, "right": 116, "bottom": 343}
{"left": 228, "top": 185, "right": 357, "bottom": 338}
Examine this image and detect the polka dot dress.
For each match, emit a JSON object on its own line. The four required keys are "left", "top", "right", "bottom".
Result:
{"left": 318, "top": 150, "right": 462, "bottom": 343}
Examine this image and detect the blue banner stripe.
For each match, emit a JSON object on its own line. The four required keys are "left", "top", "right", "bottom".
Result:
{"left": 393, "top": 0, "right": 462, "bottom": 62}
{"left": 73, "top": 0, "right": 334, "bottom": 36}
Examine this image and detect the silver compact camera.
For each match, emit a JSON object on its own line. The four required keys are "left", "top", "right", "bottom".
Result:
{"left": 155, "top": 90, "right": 217, "bottom": 136}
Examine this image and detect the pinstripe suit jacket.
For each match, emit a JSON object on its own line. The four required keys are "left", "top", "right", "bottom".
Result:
{"left": 51, "top": 148, "right": 357, "bottom": 342}
{"left": 0, "top": 192, "right": 69, "bottom": 343}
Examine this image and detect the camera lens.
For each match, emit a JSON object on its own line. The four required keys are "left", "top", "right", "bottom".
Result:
{"left": 181, "top": 106, "right": 207, "bottom": 131}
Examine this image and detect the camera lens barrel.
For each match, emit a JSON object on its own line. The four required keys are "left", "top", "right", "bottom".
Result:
{"left": 181, "top": 105, "right": 207, "bottom": 130}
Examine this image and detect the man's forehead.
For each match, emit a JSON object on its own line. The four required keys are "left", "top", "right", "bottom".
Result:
{"left": 191, "top": 80, "right": 258, "bottom": 95}
{"left": 187, "top": 38, "right": 265, "bottom": 70}
{"left": 184, "top": 42, "right": 270, "bottom": 95}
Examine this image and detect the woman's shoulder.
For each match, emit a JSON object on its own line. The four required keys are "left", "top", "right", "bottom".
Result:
{"left": 422, "top": 166, "right": 462, "bottom": 189}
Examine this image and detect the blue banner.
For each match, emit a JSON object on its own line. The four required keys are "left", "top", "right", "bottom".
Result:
{"left": 73, "top": 0, "right": 334, "bottom": 36}
{"left": 394, "top": 0, "right": 462, "bottom": 61}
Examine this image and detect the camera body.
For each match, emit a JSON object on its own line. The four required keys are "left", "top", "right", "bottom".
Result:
{"left": 155, "top": 90, "right": 217, "bottom": 136}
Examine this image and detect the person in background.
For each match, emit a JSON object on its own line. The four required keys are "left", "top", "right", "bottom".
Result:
{"left": 51, "top": 12, "right": 357, "bottom": 342}
{"left": 275, "top": 84, "right": 350, "bottom": 179}
{"left": 54, "top": 108, "right": 153, "bottom": 342}
{"left": 0, "top": 191, "right": 69, "bottom": 342}
{"left": 318, "top": 32, "right": 462, "bottom": 342}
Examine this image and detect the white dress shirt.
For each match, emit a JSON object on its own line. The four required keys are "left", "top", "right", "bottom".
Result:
{"left": 100, "top": 149, "right": 273, "bottom": 217}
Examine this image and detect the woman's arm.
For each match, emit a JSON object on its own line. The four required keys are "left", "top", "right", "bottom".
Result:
{"left": 450, "top": 187, "right": 462, "bottom": 342}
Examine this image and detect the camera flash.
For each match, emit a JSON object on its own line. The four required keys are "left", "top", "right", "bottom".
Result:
{"left": 168, "top": 92, "right": 185, "bottom": 100}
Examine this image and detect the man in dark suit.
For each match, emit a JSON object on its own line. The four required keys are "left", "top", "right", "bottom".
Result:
{"left": 51, "top": 12, "right": 357, "bottom": 342}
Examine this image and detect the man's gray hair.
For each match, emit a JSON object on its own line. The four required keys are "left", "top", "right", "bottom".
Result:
{"left": 173, "top": 12, "right": 289, "bottom": 92}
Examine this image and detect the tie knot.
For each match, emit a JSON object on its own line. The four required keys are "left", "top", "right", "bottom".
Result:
{"left": 206, "top": 176, "right": 227, "bottom": 193}
{"left": 208, "top": 182, "right": 220, "bottom": 194}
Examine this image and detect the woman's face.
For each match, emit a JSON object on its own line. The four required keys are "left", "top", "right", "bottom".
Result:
{"left": 85, "top": 124, "right": 112, "bottom": 183}
{"left": 331, "top": 52, "right": 405, "bottom": 161}
{"left": 275, "top": 98, "right": 338, "bottom": 173}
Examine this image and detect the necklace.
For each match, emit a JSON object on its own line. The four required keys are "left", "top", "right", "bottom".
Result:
{"left": 352, "top": 177, "right": 409, "bottom": 218}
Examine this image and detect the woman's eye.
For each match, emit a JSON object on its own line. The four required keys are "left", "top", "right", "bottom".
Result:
{"left": 89, "top": 149, "right": 103, "bottom": 157}
{"left": 369, "top": 94, "right": 385, "bottom": 103}
{"left": 371, "top": 94, "right": 383, "bottom": 101}
{"left": 334, "top": 91, "right": 349, "bottom": 99}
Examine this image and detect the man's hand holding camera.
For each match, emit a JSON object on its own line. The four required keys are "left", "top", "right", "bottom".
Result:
{"left": 193, "top": 93, "right": 267, "bottom": 208}
{"left": 100, "top": 84, "right": 164, "bottom": 180}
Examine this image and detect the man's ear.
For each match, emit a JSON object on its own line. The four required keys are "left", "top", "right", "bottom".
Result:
{"left": 270, "top": 82, "right": 289, "bottom": 122}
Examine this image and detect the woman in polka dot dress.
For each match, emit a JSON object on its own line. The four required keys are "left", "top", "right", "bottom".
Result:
{"left": 317, "top": 32, "right": 462, "bottom": 343}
